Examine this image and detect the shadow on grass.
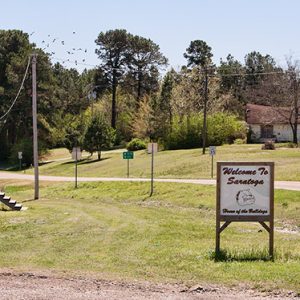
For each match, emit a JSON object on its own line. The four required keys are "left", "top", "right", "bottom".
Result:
{"left": 21, "top": 198, "right": 39, "bottom": 203}
{"left": 61, "top": 157, "right": 110, "bottom": 165}
{"left": 80, "top": 157, "right": 110, "bottom": 165}
{"left": 209, "top": 249, "right": 273, "bottom": 262}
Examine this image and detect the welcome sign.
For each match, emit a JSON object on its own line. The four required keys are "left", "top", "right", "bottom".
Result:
{"left": 220, "top": 164, "right": 272, "bottom": 217}
{"left": 216, "top": 162, "right": 274, "bottom": 257}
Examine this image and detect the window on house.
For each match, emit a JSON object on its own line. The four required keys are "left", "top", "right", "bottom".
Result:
{"left": 261, "top": 125, "right": 273, "bottom": 138}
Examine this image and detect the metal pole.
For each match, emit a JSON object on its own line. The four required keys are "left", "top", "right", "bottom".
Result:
{"left": 75, "top": 148, "right": 78, "bottom": 189}
{"left": 19, "top": 158, "right": 21, "bottom": 171}
{"left": 127, "top": 159, "right": 129, "bottom": 178}
{"left": 150, "top": 143, "right": 154, "bottom": 197}
{"left": 211, "top": 155, "right": 213, "bottom": 178}
{"left": 32, "top": 54, "right": 39, "bottom": 199}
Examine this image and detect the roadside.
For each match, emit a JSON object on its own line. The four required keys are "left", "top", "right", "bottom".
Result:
{"left": 0, "top": 171, "right": 300, "bottom": 191}
{"left": 0, "top": 270, "right": 297, "bottom": 300}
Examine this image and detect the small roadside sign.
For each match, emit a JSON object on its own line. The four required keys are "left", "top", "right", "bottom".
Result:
{"left": 147, "top": 143, "right": 158, "bottom": 154}
{"left": 72, "top": 147, "right": 82, "bottom": 160}
{"left": 209, "top": 146, "right": 216, "bottom": 156}
{"left": 123, "top": 151, "right": 134, "bottom": 159}
{"left": 18, "top": 152, "right": 23, "bottom": 160}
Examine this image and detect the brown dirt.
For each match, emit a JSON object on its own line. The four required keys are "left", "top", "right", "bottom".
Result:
{"left": 0, "top": 270, "right": 298, "bottom": 300}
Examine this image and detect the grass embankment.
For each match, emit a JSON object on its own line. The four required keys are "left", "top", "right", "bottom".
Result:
{"left": 0, "top": 180, "right": 299, "bottom": 292}
{"left": 21, "top": 144, "right": 300, "bottom": 181}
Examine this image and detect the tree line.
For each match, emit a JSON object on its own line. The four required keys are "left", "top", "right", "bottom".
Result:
{"left": 0, "top": 29, "right": 299, "bottom": 164}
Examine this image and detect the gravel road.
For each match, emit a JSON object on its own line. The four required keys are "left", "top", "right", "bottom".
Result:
{"left": 0, "top": 271, "right": 297, "bottom": 300}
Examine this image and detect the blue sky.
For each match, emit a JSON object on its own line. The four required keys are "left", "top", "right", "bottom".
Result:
{"left": 2, "top": 0, "right": 300, "bottom": 72}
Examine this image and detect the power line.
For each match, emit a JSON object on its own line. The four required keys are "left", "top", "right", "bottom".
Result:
{"left": 216, "top": 70, "right": 286, "bottom": 77}
{"left": 0, "top": 56, "right": 31, "bottom": 121}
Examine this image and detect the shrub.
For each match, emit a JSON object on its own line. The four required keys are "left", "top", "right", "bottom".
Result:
{"left": 126, "top": 138, "right": 147, "bottom": 151}
{"left": 163, "top": 114, "right": 202, "bottom": 150}
{"left": 206, "top": 113, "right": 247, "bottom": 146}
{"left": 162, "top": 112, "right": 247, "bottom": 150}
{"left": 9, "top": 138, "right": 48, "bottom": 166}
{"left": 287, "top": 142, "right": 298, "bottom": 148}
{"left": 234, "top": 138, "right": 246, "bottom": 144}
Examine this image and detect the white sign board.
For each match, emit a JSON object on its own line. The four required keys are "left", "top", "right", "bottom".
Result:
{"left": 219, "top": 163, "right": 272, "bottom": 217}
{"left": 209, "top": 146, "right": 216, "bottom": 156}
{"left": 72, "top": 147, "right": 82, "bottom": 160}
{"left": 147, "top": 143, "right": 158, "bottom": 154}
{"left": 18, "top": 152, "right": 23, "bottom": 159}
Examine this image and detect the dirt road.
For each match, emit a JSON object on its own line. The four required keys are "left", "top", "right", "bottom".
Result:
{"left": 0, "top": 271, "right": 297, "bottom": 300}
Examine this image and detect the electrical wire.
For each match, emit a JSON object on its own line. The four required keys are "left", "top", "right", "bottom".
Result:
{"left": 0, "top": 56, "right": 31, "bottom": 121}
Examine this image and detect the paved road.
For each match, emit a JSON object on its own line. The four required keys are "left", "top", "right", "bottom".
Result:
{"left": 1, "top": 171, "right": 300, "bottom": 191}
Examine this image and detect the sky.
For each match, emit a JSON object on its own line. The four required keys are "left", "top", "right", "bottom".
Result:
{"left": 1, "top": 0, "right": 300, "bottom": 73}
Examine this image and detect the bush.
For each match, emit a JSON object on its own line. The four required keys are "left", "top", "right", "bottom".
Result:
{"left": 206, "top": 113, "right": 247, "bottom": 146}
{"left": 9, "top": 138, "right": 48, "bottom": 166}
{"left": 162, "top": 112, "right": 247, "bottom": 150}
{"left": 287, "top": 142, "right": 298, "bottom": 148}
{"left": 262, "top": 140, "right": 275, "bottom": 150}
{"left": 163, "top": 115, "right": 202, "bottom": 150}
{"left": 126, "top": 138, "right": 147, "bottom": 151}
{"left": 234, "top": 138, "right": 246, "bottom": 144}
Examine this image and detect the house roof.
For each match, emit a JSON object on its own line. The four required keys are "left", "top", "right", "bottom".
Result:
{"left": 246, "top": 103, "right": 298, "bottom": 125}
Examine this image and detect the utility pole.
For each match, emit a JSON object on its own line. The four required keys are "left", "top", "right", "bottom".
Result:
{"left": 202, "top": 68, "right": 208, "bottom": 155}
{"left": 32, "top": 53, "right": 39, "bottom": 199}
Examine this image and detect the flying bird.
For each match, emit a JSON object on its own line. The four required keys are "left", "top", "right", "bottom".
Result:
{"left": 30, "top": 32, "right": 35, "bottom": 36}
{"left": 61, "top": 41, "right": 65, "bottom": 45}
{"left": 73, "top": 31, "right": 76, "bottom": 34}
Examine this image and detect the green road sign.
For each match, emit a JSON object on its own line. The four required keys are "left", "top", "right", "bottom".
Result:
{"left": 123, "top": 151, "right": 134, "bottom": 159}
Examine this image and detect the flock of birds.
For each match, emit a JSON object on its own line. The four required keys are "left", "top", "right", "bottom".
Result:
{"left": 30, "top": 31, "right": 92, "bottom": 67}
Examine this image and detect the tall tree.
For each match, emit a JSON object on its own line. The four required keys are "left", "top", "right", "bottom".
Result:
{"left": 184, "top": 40, "right": 214, "bottom": 154}
{"left": 95, "top": 29, "right": 132, "bottom": 128}
{"left": 285, "top": 58, "right": 300, "bottom": 144}
{"left": 0, "top": 30, "right": 56, "bottom": 159}
{"left": 126, "top": 35, "right": 167, "bottom": 103}
{"left": 244, "top": 51, "right": 278, "bottom": 86}
{"left": 218, "top": 54, "right": 244, "bottom": 98}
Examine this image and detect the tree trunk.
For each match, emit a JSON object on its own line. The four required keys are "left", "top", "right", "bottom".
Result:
{"left": 202, "top": 69, "right": 208, "bottom": 155}
{"left": 111, "top": 72, "right": 117, "bottom": 129}
{"left": 137, "top": 70, "right": 142, "bottom": 105}
{"left": 293, "top": 107, "right": 298, "bottom": 144}
{"left": 292, "top": 75, "right": 298, "bottom": 144}
{"left": 97, "top": 150, "right": 101, "bottom": 161}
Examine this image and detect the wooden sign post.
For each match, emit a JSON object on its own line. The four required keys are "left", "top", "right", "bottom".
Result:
{"left": 148, "top": 143, "right": 158, "bottom": 197}
{"left": 216, "top": 162, "right": 274, "bottom": 258}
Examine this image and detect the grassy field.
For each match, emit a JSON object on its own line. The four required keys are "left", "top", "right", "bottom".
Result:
{"left": 0, "top": 179, "right": 299, "bottom": 293}
{"left": 17, "top": 144, "right": 300, "bottom": 181}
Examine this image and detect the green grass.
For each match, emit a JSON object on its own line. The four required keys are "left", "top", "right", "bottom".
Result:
{"left": 18, "top": 144, "right": 300, "bottom": 181}
{"left": 0, "top": 180, "right": 299, "bottom": 292}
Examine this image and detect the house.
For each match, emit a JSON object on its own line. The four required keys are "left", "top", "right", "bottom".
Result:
{"left": 246, "top": 103, "right": 300, "bottom": 142}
